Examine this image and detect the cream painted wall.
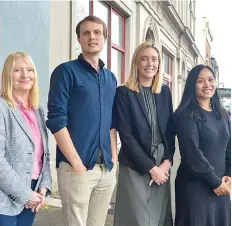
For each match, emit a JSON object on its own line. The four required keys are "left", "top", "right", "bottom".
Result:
{"left": 49, "top": 1, "right": 72, "bottom": 192}
{"left": 49, "top": 1, "right": 72, "bottom": 72}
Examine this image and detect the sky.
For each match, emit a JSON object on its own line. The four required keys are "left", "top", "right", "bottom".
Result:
{"left": 196, "top": 0, "right": 232, "bottom": 88}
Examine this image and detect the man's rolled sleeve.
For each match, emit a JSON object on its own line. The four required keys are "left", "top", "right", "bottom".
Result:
{"left": 46, "top": 64, "right": 73, "bottom": 134}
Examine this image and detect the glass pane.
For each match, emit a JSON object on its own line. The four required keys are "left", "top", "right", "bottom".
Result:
{"left": 75, "top": 0, "right": 90, "bottom": 57}
{"left": 94, "top": 0, "right": 109, "bottom": 26}
{"left": 111, "top": 48, "right": 122, "bottom": 83}
{"left": 145, "top": 27, "right": 155, "bottom": 42}
{"left": 100, "top": 41, "right": 108, "bottom": 68}
{"left": 112, "top": 12, "right": 123, "bottom": 47}
{"left": 162, "top": 52, "right": 169, "bottom": 74}
{"left": 94, "top": 1, "right": 109, "bottom": 67}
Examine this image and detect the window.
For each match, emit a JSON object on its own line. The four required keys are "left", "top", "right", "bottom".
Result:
{"left": 163, "top": 52, "right": 170, "bottom": 74}
{"left": 91, "top": 1, "right": 109, "bottom": 67}
{"left": 145, "top": 27, "right": 155, "bottom": 43}
{"left": 162, "top": 48, "right": 173, "bottom": 90}
{"left": 91, "top": 1, "right": 126, "bottom": 84}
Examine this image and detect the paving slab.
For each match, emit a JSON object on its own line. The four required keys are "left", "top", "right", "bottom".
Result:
{"left": 34, "top": 205, "right": 114, "bottom": 226}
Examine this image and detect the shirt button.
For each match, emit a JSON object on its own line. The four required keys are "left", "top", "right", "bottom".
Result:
{"left": 102, "top": 99, "right": 104, "bottom": 102}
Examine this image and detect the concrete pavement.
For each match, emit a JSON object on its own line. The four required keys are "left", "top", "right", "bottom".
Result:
{"left": 33, "top": 203, "right": 115, "bottom": 226}
{"left": 34, "top": 187, "right": 117, "bottom": 226}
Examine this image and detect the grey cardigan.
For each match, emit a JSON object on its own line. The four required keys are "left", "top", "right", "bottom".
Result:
{"left": 0, "top": 97, "right": 52, "bottom": 216}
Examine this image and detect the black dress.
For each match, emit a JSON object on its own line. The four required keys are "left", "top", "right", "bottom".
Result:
{"left": 175, "top": 106, "right": 231, "bottom": 226}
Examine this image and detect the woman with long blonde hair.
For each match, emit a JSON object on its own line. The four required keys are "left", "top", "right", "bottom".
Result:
{"left": 0, "top": 52, "right": 52, "bottom": 226}
{"left": 113, "top": 42, "right": 175, "bottom": 226}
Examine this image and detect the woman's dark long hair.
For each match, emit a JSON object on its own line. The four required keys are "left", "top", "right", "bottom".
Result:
{"left": 173, "top": 64, "right": 225, "bottom": 125}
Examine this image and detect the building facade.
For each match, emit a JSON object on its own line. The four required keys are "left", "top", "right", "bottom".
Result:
{"left": 0, "top": 0, "right": 213, "bottom": 212}
{"left": 75, "top": 0, "right": 200, "bottom": 108}
{"left": 49, "top": 0, "right": 202, "bottom": 198}
{"left": 211, "top": 56, "right": 220, "bottom": 87}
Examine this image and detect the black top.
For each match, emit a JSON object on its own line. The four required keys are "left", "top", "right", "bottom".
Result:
{"left": 176, "top": 106, "right": 231, "bottom": 189}
{"left": 114, "top": 85, "right": 175, "bottom": 175}
{"left": 46, "top": 54, "right": 117, "bottom": 170}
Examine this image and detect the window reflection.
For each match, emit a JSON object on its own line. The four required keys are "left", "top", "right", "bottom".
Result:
{"left": 163, "top": 51, "right": 170, "bottom": 74}
{"left": 111, "top": 48, "right": 122, "bottom": 83}
{"left": 112, "top": 12, "right": 123, "bottom": 47}
{"left": 145, "top": 27, "right": 155, "bottom": 43}
{"left": 94, "top": 1, "right": 109, "bottom": 67}
{"left": 91, "top": 0, "right": 126, "bottom": 83}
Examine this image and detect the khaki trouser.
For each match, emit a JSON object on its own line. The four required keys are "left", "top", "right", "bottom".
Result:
{"left": 57, "top": 162, "right": 117, "bottom": 226}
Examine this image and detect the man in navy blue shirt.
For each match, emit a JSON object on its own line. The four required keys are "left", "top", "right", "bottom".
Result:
{"left": 46, "top": 15, "right": 117, "bottom": 226}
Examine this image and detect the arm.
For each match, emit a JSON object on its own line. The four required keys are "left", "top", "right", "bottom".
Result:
{"left": 34, "top": 149, "right": 52, "bottom": 212}
{"left": 110, "top": 129, "right": 118, "bottom": 165}
{"left": 222, "top": 114, "right": 231, "bottom": 191}
{"left": 38, "top": 152, "right": 52, "bottom": 196}
{"left": 225, "top": 115, "right": 231, "bottom": 177}
{"left": 165, "top": 86, "right": 175, "bottom": 163}
{"left": 38, "top": 108, "right": 52, "bottom": 196}
{"left": 0, "top": 110, "right": 33, "bottom": 207}
{"left": 177, "top": 113, "right": 222, "bottom": 189}
{"left": 216, "top": 116, "right": 231, "bottom": 195}
{"left": 54, "top": 128, "right": 85, "bottom": 171}
{"left": 110, "top": 83, "right": 118, "bottom": 165}
{"left": 157, "top": 87, "right": 174, "bottom": 177}
{"left": 115, "top": 87, "right": 155, "bottom": 175}
{"left": 46, "top": 65, "right": 85, "bottom": 171}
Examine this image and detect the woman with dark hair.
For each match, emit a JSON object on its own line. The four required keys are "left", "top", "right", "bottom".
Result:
{"left": 173, "top": 64, "right": 231, "bottom": 226}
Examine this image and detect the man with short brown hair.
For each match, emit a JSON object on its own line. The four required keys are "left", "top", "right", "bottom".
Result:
{"left": 46, "top": 15, "right": 117, "bottom": 226}
{"left": 76, "top": 15, "right": 108, "bottom": 39}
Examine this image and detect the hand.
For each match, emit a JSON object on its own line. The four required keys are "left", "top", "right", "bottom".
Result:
{"left": 33, "top": 187, "right": 47, "bottom": 212}
{"left": 149, "top": 166, "right": 168, "bottom": 185}
{"left": 72, "top": 163, "right": 87, "bottom": 174}
{"left": 213, "top": 181, "right": 231, "bottom": 196}
{"left": 29, "top": 191, "right": 43, "bottom": 205}
{"left": 112, "top": 156, "right": 118, "bottom": 165}
{"left": 26, "top": 202, "right": 42, "bottom": 212}
{"left": 149, "top": 179, "right": 154, "bottom": 186}
{"left": 24, "top": 192, "right": 43, "bottom": 209}
{"left": 159, "top": 160, "right": 171, "bottom": 177}
{"left": 38, "top": 187, "right": 48, "bottom": 197}
{"left": 222, "top": 176, "right": 231, "bottom": 190}
{"left": 25, "top": 187, "right": 48, "bottom": 212}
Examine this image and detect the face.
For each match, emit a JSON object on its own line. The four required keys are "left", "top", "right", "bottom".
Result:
{"left": 11, "top": 57, "right": 35, "bottom": 94}
{"left": 195, "top": 68, "right": 216, "bottom": 100}
{"left": 78, "top": 21, "right": 105, "bottom": 55}
{"left": 138, "top": 47, "right": 159, "bottom": 82}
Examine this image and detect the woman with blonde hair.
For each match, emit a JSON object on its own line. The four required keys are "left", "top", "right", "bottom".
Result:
{"left": 0, "top": 52, "right": 52, "bottom": 226}
{"left": 113, "top": 42, "right": 175, "bottom": 226}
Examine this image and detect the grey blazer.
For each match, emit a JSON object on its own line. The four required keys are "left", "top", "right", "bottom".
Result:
{"left": 0, "top": 97, "right": 52, "bottom": 216}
